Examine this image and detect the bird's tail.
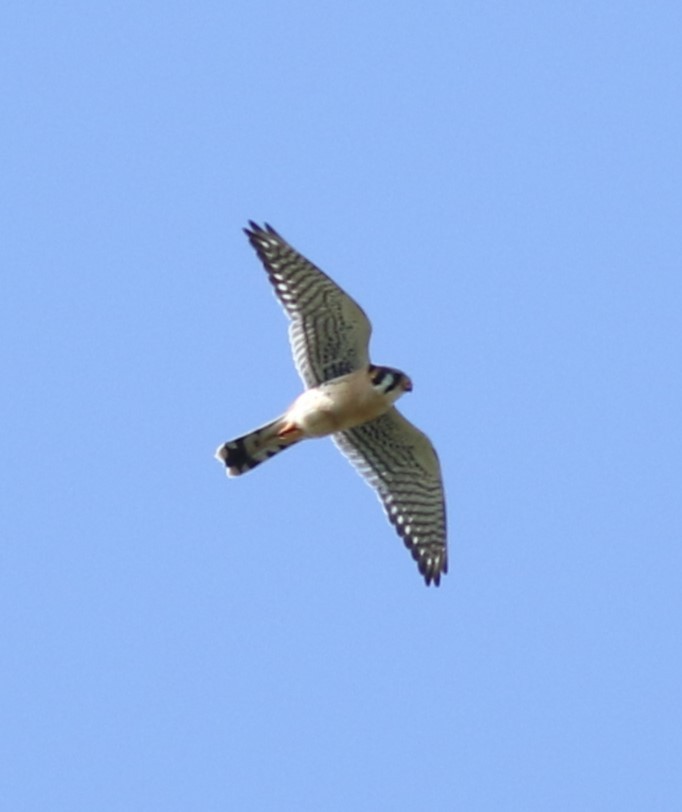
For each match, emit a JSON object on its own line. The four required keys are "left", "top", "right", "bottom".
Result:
{"left": 215, "top": 415, "right": 302, "bottom": 476}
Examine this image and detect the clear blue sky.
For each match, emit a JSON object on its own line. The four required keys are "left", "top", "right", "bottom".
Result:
{"left": 2, "top": 3, "right": 681, "bottom": 810}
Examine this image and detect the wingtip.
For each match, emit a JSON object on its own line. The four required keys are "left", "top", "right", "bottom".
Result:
{"left": 244, "top": 221, "right": 282, "bottom": 240}
{"left": 427, "top": 574, "right": 443, "bottom": 587}
{"left": 422, "top": 569, "right": 442, "bottom": 587}
{"left": 418, "top": 549, "right": 448, "bottom": 587}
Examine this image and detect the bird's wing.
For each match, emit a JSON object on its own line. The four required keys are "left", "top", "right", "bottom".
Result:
{"left": 333, "top": 407, "right": 447, "bottom": 585}
{"left": 244, "top": 222, "right": 372, "bottom": 387}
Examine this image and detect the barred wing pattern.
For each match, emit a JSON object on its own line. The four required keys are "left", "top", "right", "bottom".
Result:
{"left": 333, "top": 408, "right": 447, "bottom": 585}
{"left": 244, "top": 223, "right": 372, "bottom": 387}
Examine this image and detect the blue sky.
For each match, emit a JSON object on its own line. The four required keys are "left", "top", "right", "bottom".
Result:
{"left": 2, "top": 2, "right": 681, "bottom": 809}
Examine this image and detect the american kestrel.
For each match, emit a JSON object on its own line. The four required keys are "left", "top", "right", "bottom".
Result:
{"left": 216, "top": 223, "right": 447, "bottom": 586}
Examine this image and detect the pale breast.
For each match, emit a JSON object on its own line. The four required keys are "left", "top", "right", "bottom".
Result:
{"left": 289, "top": 371, "right": 390, "bottom": 438}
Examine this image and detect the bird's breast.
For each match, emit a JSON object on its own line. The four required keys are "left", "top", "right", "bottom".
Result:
{"left": 288, "top": 373, "right": 390, "bottom": 438}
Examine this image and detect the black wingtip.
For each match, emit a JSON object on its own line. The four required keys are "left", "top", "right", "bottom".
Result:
{"left": 244, "top": 220, "right": 262, "bottom": 235}
{"left": 422, "top": 568, "right": 442, "bottom": 587}
{"left": 244, "top": 221, "right": 282, "bottom": 241}
{"left": 416, "top": 547, "right": 447, "bottom": 587}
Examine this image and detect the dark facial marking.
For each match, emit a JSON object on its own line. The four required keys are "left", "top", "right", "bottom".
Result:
{"left": 384, "top": 373, "right": 402, "bottom": 394}
{"left": 369, "top": 364, "right": 388, "bottom": 387}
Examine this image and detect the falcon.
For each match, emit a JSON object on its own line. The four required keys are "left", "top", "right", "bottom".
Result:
{"left": 216, "top": 223, "right": 447, "bottom": 585}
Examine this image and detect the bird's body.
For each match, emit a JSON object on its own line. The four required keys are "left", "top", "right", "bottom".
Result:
{"left": 287, "top": 366, "right": 411, "bottom": 437}
{"left": 216, "top": 223, "right": 447, "bottom": 585}
{"left": 219, "top": 366, "right": 410, "bottom": 474}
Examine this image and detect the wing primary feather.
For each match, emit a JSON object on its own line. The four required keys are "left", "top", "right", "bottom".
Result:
{"left": 243, "top": 221, "right": 373, "bottom": 387}
{"left": 333, "top": 408, "right": 447, "bottom": 586}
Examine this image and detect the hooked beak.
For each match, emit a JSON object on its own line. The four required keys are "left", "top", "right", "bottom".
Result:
{"left": 403, "top": 377, "right": 413, "bottom": 392}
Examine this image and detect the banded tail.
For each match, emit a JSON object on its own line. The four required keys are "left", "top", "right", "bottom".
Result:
{"left": 215, "top": 416, "right": 301, "bottom": 476}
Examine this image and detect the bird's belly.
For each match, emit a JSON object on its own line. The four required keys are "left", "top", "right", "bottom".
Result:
{"left": 289, "top": 384, "right": 388, "bottom": 438}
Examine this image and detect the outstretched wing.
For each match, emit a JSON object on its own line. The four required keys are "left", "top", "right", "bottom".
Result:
{"left": 333, "top": 408, "right": 447, "bottom": 586}
{"left": 244, "top": 222, "right": 372, "bottom": 387}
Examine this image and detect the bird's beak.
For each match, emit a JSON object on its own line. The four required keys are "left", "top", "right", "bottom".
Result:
{"left": 404, "top": 378, "right": 413, "bottom": 392}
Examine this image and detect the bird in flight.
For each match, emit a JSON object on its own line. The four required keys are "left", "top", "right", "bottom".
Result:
{"left": 216, "top": 223, "right": 447, "bottom": 585}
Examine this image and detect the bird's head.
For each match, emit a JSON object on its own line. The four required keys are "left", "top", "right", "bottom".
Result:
{"left": 369, "top": 365, "right": 413, "bottom": 402}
